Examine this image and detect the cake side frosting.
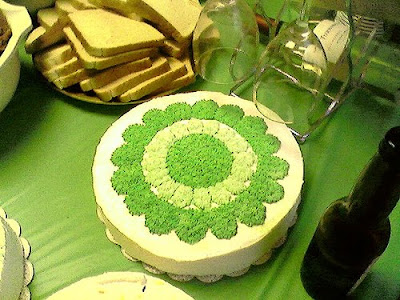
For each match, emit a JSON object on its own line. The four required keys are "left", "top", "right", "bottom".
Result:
{"left": 93, "top": 91, "right": 304, "bottom": 277}
{"left": 48, "top": 272, "right": 194, "bottom": 299}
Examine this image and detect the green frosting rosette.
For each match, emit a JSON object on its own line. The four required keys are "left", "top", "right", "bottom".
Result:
{"left": 111, "top": 100, "right": 289, "bottom": 244}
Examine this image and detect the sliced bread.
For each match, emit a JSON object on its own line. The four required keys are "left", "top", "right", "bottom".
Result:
{"left": 118, "top": 57, "right": 187, "bottom": 102}
{"left": 67, "top": 9, "right": 165, "bottom": 57}
{"left": 70, "top": 0, "right": 97, "bottom": 9}
{"left": 88, "top": 0, "right": 142, "bottom": 20}
{"left": 127, "top": 0, "right": 201, "bottom": 44}
{"left": 161, "top": 40, "right": 187, "bottom": 58}
{"left": 63, "top": 26, "right": 159, "bottom": 70}
{"left": 42, "top": 56, "right": 84, "bottom": 82}
{"left": 55, "top": 0, "right": 79, "bottom": 14}
{"left": 93, "top": 56, "right": 169, "bottom": 101}
{"left": 52, "top": 68, "right": 90, "bottom": 89}
{"left": 151, "top": 53, "right": 195, "bottom": 96}
{"left": 33, "top": 44, "right": 74, "bottom": 71}
{"left": 37, "top": 8, "right": 61, "bottom": 29}
{"left": 79, "top": 57, "right": 152, "bottom": 91}
{"left": 25, "top": 16, "right": 69, "bottom": 53}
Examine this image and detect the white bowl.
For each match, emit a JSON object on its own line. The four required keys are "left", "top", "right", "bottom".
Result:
{"left": 0, "top": 1, "right": 32, "bottom": 113}
{"left": 4, "top": 0, "right": 55, "bottom": 14}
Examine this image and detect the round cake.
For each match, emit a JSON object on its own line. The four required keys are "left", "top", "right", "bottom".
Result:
{"left": 48, "top": 272, "right": 193, "bottom": 299}
{"left": 93, "top": 91, "right": 303, "bottom": 281}
{"left": 0, "top": 208, "right": 33, "bottom": 300}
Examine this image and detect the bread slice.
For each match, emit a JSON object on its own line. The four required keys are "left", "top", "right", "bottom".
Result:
{"left": 37, "top": 8, "right": 61, "bottom": 29}
{"left": 94, "top": 56, "right": 169, "bottom": 102}
{"left": 70, "top": 0, "right": 97, "bottom": 9}
{"left": 88, "top": 0, "right": 142, "bottom": 20}
{"left": 55, "top": 0, "right": 79, "bottom": 14}
{"left": 68, "top": 9, "right": 165, "bottom": 57}
{"left": 161, "top": 40, "right": 187, "bottom": 58}
{"left": 88, "top": 0, "right": 130, "bottom": 11}
{"left": 151, "top": 53, "right": 195, "bottom": 96}
{"left": 52, "top": 68, "right": 90, "bottom": 89}
{"left": 118, "top": 57, "right": 187, "bottom": 102}
{"left": 33, "top": 44, "right": 74, "bottom": 71}
{"left": 128, "top": 0, "right": 201, "bottom": 44}
{"left": 63, "top": 26, "right": 158, "bottom": 70}
{"left": 42, "top": 56, "right": 83, "bottom": 82}
{"left": 79, "top": 57, "right": 152, "bottom": 91}
{"left": 25, "top": 16, "right": 69, "bottom": 53}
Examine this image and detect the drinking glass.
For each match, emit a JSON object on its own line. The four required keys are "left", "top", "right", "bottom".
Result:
{"left": 252, "top": 0, "right": 332, "bottom": 142}
{"left": 192, "top": 0, "right": 259, "bottom": 87}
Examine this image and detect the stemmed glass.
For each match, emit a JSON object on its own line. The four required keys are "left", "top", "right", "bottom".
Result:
{"left": 252, "top": 0, "right": 332, "bottom": 142}
{"left": 192, "top": 0, "right": 259, "bottom": 91}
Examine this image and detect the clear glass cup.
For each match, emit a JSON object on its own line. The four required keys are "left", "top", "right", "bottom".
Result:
{"left": 192, "top": 0, "right": 259, "bottom": 86}
{"left": 252, "top": 0, "right": 333, "bottom": 142}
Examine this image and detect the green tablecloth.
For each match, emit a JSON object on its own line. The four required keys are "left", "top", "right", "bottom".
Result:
{"left": 0, "top": 42, "right": 399, "bottom": 299}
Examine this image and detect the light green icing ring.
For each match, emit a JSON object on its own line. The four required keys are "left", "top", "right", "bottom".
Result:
{"left": 111, "top": 100, "right": 289, "bottom": 244}
{"left": 142, "top": 120, "right": 256, "bottom": 207}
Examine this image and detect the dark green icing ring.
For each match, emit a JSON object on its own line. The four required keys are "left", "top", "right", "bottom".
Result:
{"left": 167, "top": 133, "right": 233, "bottom": 188}
{"left": 111, "top": 100, "right": 289, "bottom": 244}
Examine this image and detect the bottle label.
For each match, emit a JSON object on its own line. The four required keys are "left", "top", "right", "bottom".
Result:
{"left": 347, "top": 257, "right": 380, "bottom": 295}
{"left": 313, "top": 19, "right": 350, "bottom": 64}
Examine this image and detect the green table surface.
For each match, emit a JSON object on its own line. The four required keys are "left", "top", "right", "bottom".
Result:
{"left": 1, "top": 38, "right": 399, "bottom": 299}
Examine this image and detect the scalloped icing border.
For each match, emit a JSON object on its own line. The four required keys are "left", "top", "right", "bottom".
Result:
{"left": 96, "top": 204, "right": 299, "bottom": 283}
{"left": 0, "top": 207, "right": 34, "bottom": 300}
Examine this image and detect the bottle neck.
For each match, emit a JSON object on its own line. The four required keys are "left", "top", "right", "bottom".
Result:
{"left": 298, "top": 0, "right": 313, "bottom": 24}
{"left": 347, "top": 153, "right": 400, "bottom": 228}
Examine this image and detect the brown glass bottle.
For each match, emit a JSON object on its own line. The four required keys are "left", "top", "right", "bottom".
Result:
{"left": 300, "top": 126, "right": 400, "bottom": 299}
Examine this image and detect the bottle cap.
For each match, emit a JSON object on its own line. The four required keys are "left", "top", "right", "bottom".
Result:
{"left": 379, "top": 126, "right": 400, "bottom": 165}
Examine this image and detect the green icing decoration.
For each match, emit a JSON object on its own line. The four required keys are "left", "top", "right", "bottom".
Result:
{"left": 110, "top": 99, "right": 289, "bottom": 244}
{"left": 193, "top": 188, "right": 212, "bottom": 210}
{"left": 122, "top": 124, "right": 155, "bottom": 145}
{"left": 175, "top": 210, "right": 209, "bottom": 244}
{"left": 191, "top": 99, "right": 219, "bottom": 119}
{"left": 210, "top": 207, "right": 238, "bottom": 239}
{"left": 234, "top": 116, "right": 268, "bottom": 136}
{"left": 111, "top": 143, "right": 143, "bottom": 167}
{"left": 157, "top": 180, "right": 180, "bottom": 200}
{"left": 186, "top": 118, "right": 204, "bottom": 133}
{"left": 170, "top": 185, "right": 193, "bottom": 208}
{"left": 142, "top": 108, "right": 174, "bottom": 131}
{"left": 236, "top": 197, "right": 266, "bottom": 226}
{"left": 167, "top": 134, "right": 233, "bottom": 188}
{"left": 202, "top": 120, "right": 220, "bottom": 135}
{"left": 209, "top": 184, "right": 232, "bottom": 205}
{"left": 164, "top": 102, "right": 192, "bottom": 121}
{"left": 214, "top": 104, "right": 244, "bottom": 127}
{"left": 256, "top": 156, "right": 289, "bottom": 180}
{"left": 169, "top": 122, "right": 189, "bottom": 138}
{"left": 144, "top": 200, "right": 180, "bottom": 235}
{"left": 248, "top": 134, "right": 281, "bottom": 155}
{"left": 111, "top": 165, "right": 145, "bottom": 195}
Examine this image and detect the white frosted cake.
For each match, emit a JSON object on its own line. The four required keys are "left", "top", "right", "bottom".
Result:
{"left": 48, "top": 272, "right": 193, "bottom": 299}
{"left": 0, "top": 208, "right": 33, "bottom": 300}
{"left": 93, "top": 91, "right": 303, "bottom": 282}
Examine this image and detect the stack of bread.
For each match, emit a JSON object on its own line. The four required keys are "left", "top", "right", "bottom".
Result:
{"left": 25, "top": 0, "right": 201, "bottom": 103}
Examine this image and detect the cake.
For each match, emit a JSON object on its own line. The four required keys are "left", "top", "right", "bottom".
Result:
{"left": 48, "top": 272, "right": 193, "bottom": 299}
{"left": 0, "top": 208, "right": 34, "bottom": 300}
{"left": 0, "top": 9, "right": 11, "bottom": 56}
{"left": 92, "top": 91, "right": 303, "bottom": 282}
